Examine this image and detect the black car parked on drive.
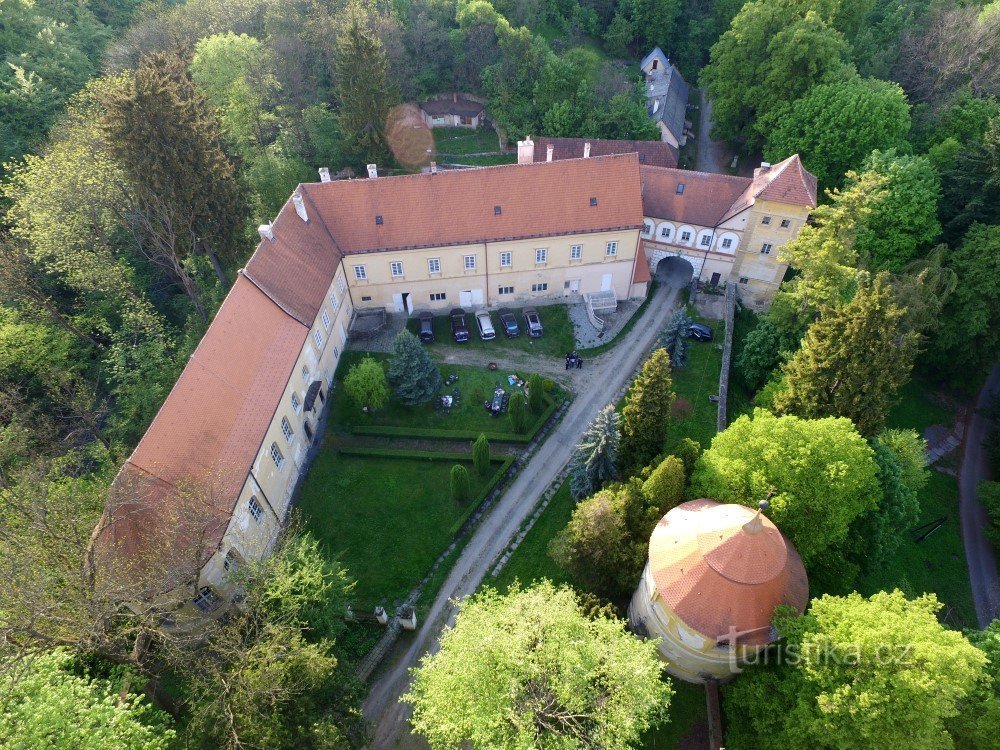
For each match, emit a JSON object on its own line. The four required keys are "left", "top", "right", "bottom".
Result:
{"left": 450, "top": 308, "right": 470, "bottom": 342}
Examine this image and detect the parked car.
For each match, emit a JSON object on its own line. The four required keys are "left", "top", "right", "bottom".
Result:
{"left": 686, "top": 322, "right": 714, "bottom": 342}
{"left": 417, "top": 311, "right": 435, "bottom": 343}
{"left": 523, "top": 307, "right": 543, "bottom": 338}
{"left": 475, "top": 310, "right": 496, "bottom": 340}
{"left": 450, "top": 308, "right": 470, "bottom": 342}
{"left": 498, "top": 309, "right": 520, "bottom": 337}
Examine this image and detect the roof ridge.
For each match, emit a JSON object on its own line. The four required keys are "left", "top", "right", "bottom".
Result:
{"left": 640, "top": 165, "right": 751, "bottom": 184}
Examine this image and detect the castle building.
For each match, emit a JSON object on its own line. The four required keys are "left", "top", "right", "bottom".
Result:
{"left": 628, "top": 500, "right": 809, "bottom": 683}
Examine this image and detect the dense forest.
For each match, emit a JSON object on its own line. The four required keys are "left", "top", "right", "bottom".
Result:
{"left": 1, "top": 0, "right": 999, "bottom": 747}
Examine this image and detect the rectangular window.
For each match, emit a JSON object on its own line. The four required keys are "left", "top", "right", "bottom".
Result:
{"left": 313, "top": 329, "right": 324, "bottom": 348}
{"left": 291, "top": 392, "right": 301, "bottom": 413}
{"left": 427, "top": 258, "right": 441, "bottom": 274}
{"left": 361, "top": 295, "right": 372, "bottom": 302}
{"left": 739, "top": 276, "right": 749, "bottom": 284}
{"left": 301, "top": 364, "right": 310, "bottom": 382}
{"left": 463, "top": 255, "right": 476, "bottom": 270}
{"left": 498, "top": 286, "right": 514, "bottom": 295}
{"left": 430, "top": 292, "right": 446, "bottom": 301}
{"left": 762, "top": 216, "right": 772, "bottom": 225}
{"left": 329, "top": 293, "right": 339, "bottom": 312}
{"left": 223, "top": 549, "right": 240, "bottom": 572}
{"left": 699, "top": 234, "right": 712, "bottom": 247}
{"left": 761, "top": 243, "right": 773, "bottom": 255}
{"left": 535, "top": 247, "right": 548, "bottom": 264}
{"left": 281, "top": 416, "right": 294, "bottom": 444}
{"left": 721, "top": 238, "right": 733, "bottom": 250}
{"left": 270, "top": 442, "right": 285, "bottom": 470}
{"left": 780, "top": 219, "right": 791, "bottom": 229}
{"left": 321, "top": 310, "right": 331, "bottom": 330}
{"left": 354, "top": 265, "right": 367, "bottom": 280}
{"left": 192, "top": 586, "right": 221, "bottom": 613}
{"left": 248, "top": 496, "right": 263, "bottom": 523}
{"left": 337, "top": 275, "right": 346, "bottom": 293}
{"left": 499, "top": 251, "right": 512, "bottom": 267}
{"left": 390, "top": 261, "right": 404, "bottom": 278}
{"left": 605, "top": 241, "right": 618, "bottom": 256}
{"left": 660, "top": 227, "right": 671, "bottom": 238}
{"left": 680, "top": 231, "right": 691, "bottom": 242}
{"left": 531, "top": 283, "right": 548, "bottom": 292}
{"left": 570, "top": 244, "right": 582, "bottom": 260}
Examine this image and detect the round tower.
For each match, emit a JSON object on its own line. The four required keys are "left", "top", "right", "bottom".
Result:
{"left": 628, "top": 499, "right": 808, "bottom": 683}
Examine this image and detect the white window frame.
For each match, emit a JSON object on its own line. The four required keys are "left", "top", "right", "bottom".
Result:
{"left": 329, "top": 293, "right": 339, "bottom": 312}
{"left": 313, "top": 329, "right": 324, "bottom": 348}
{"left": 570, "top": 244, "right": 582, "bottom": 260}
{"left": 270, "top": 442, "right": 285, "bottom": 470}
{"left": 427, "top": 258, "right": 441, "bottom": 274}
{"left": 291, "top": 392, "right": 301, "bottom": 413}
{"left": 535, "top": 247, "right": 548, "bottom": 264}
{"left": 699, "top": 234, "right": 712, "bottom": 247}
{"left": 680, "top": 231, "right": 691, "bottom": 242}
{"left": 499, "top": 251, "right": 512, "bottom": 268}
{"left": 390, "top": 261, "right": 404, "bottom": 278}
{"left": 337, "top": 275, "right": 346, "bottom": 293}
{"left": 223, "top": 549, "right": 240, "bottom": 572}
{"left": 605, "top": 241, "right": 618, "bottom": 256}
{"left": 281, "top": 417, "right": 294, "bottom": 444}
{"left": 660, "top": 227, "right": 671, "bottom": 238}
{"left": 531, "top": 282, "right": 548, "bottom": 292}
{"left": 192, "top": 586, "right": 221, "bottom": 613}
{"left": 498, "top": 286, "right": 514, "bottom": 295}
{"left": 721, "top": 238, "right": 733, "bottom": 250}
{"left": 321, "top": 310, "right": 331, "bottom": 330}
{"left": 761, "top": 243, "right": 773, "bottom": 255}
{"left": 248, "top": 496, "right": 264, "bottom": 523}
{"left": 354, "top": 265, "right": 367, "bottom": 280}
{"left": 463, "top": 255, "right": 476, "bottom": 270}
{"left": 430, "top": 292, "right": 446, "bottom": 301}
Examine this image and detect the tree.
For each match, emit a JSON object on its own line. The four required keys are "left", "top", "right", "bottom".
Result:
{"left": 670, "top": 436, "right": 701, "bottom": 477}
{"left": 659, "top": 309, "right": 692, "bottom": 367}
{"left": 950, "top": 619, "right": 1000, "bottom": 749}
{"left": 619, "top": 348, "right": 675, "bottom": 475}
{"left": 979, "top": 481, "right": 1000, "bottom": 548}
{"left": 701, "top": 0, "right": 854, "bottom": 149}
{"left": 386, "top": 330, "right": 442, "bottom": 405}
{"left": 472, "top": 433, "right": 491, "bottom": 477}
{"left": 641, "top": 455, "right": 686, "bottom": 515}
{"left": 765, "top": 77, "right": 911, "bottom": 191}
{"left": 404, "top": 582, "right": 672, "bottom": 750}
{"left": 344, "top": 355, "right": 389, "bottom": 410}
{"left": 550, "top": 489, "right": 634, "bottom": 597}
{"left": 334, "top": 4, "right": 399, "bottom": 165}
{"left": 508, "top": 390, "right": 529, "bottom": 433}
{"left": 527, "top": 373, "right": 545, "bottom": 414}
{"left": 723, "top": 591, "right": 988, "bottom": 750}
{"left": 735, "top": 318, "right": 798, "bottom": 392}
{"left": 774, "top": 272, "right": 920, "bottom": 436}
{"left": 0, "top": 649, "right": 175, "bottom": 750}
{"left": 450, "top": 464, "right": 471, "bottom": 502}
{"left": 101, "top": 52, "right": 248, "bottom": 308}
{"left": 569, "top": 404, "right": 621, "bottom": 499}
{"left": 938, "top": 118, "right": 1000, "bottom": 241}
{"left": 851, "top": 150, "right": 941, "bottom": 271}
{"left": 689, "top": 409, "right": 880, "bottom": 566}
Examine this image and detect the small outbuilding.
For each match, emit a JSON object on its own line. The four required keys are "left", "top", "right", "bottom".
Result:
{"left": 628, "top": 499, "right": 808, "bottom": 683}
{"left": 420, "top": 94, "right": 487, "bottom": 129}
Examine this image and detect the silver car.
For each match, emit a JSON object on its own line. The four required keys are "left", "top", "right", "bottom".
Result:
{"left": 475, "top": 310, "right": 496, "bottom": 340}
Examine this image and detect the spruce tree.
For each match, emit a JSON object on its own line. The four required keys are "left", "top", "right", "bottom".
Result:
{"left": 472, "top": 434, "right": 491, "bottom": 477}
{"left": 527, "top": 374, "right": 544, "bottom": 414}
{"left": 508, "top": 391, "right": 528, "bottom": 434}
{"left": 101, "top": 51, "right": 248, "bottom": 312}
{"left": 387, "top": 330, "right": 442, "bottom": 405}
{"left": 619, "top": 348, "right": 675, "bottom": 476}
{"left": 774, "top": 272, "right": 919, "bottom": 436}
{"left": 569, "top": 404, "right": 621, "bottom": 499}
{"left": 334, "top": 5, "right": 399, "bottom": 165}
{"left": 450, "top": 464, "right": 471, "bottom": 502}
{"left": 659, "top": 309, "right": 692, "bottom": 368}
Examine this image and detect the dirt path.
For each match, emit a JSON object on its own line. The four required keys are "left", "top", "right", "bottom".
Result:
{"left": 362, "top": 275, "right": 687, "bottom": 748}
{"left": 696, "top": 89, "right": 732, "bottom": 175}
{"left": 960, "top": 362, "right": 1000, "bottom": 627}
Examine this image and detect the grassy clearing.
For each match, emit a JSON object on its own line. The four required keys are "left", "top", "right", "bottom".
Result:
{"left": 666, "top": 307, "right": 724, "bottom": 449}
{"left": 406, "top": 304, "right": 577, "bottom": 360}
{"left": 298, "top": 449, "right": 506, "bottom": 606}
{"left": 444, "top": 153, "right": 517, "bottom": 166}
{"left": 640, "top": 681, "right": 707, "bottom": 749}
{"left": 887, "top": 377, "right": 954, "bottom": 433}
{"left": 432, "top": 126, "right": 500, "bottom": 155}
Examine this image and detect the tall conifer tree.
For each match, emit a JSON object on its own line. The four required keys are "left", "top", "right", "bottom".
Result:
{"left": 619, "top": 348, "right": 675, "bottom": 475}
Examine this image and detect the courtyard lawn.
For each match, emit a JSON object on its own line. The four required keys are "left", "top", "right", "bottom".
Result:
{"left": 433, "top": 126, "right": 501, "bottom": 156}
{"left": 332, "top": 354, "right": 562, "bottom": 438}
{"left": 667, "top": 308, "right": 725, "bottom": 449}
{"left": 298, "top": 450, "right": 505, "bottom": 606}
{"left": 447, "top": 153, "right": 517, "bottom": 166}
{"left": 406, "top": 303, "right": 576, "bottom": 360}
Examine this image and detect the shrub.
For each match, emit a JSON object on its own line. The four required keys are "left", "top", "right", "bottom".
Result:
{"left": 528, "top": 374, "right": 544, "bottom": 414}
{"left": 344, "top": 355, "right": 389, "bottom": 410}
{"left": 669, "top": 396, "right": 692, "bottom": 420}
{"left": 542, "top": 378, "right": 554, "bottom": 393}
{"left": 641, "top": 455, "right": 686, "bottom": 516}
{"left": 979, "top": 481, "right": 1000, "bottom": 549}
{"left": 671, "top": 437, "right": 701, "bottom": 477}
{"left": 450, "top": 464, "right": 471, "bottom": 503}
{"left": 508, "top": 391, "right": 529, "bottom": 433}
{"left": 472, "top": 434, "right": 491, "bottom": 477}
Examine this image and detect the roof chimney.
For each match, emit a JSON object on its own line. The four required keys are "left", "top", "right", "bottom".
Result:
{"left": 583, "top": 142, "right": 591, "bottom": 158}
{"left": 292, "top": 192, "right": 308, "bottom": 222}
{"left": 318, "top": 167, "right": 331, "bottom": 183}
{"left": 430, "top": 161, "right": 437, "bottom": 174}
{"left": 367, "top": 163, "right": 378, "bottom": 179}
{"left": 546, "top": 144, "right": 554, "bottom": 162}
{"left": 258, "top": 223, "right": 274, "bottom": 242}
{"left": 517, "top": 136, "right": 534, "bottom": 164}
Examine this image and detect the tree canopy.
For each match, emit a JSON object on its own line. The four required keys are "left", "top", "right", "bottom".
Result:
{"left": 619, "top": 348, "right": 675, "bottom": 476}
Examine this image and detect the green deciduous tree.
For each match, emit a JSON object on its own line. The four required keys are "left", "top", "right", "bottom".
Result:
{"left": 404, "top": 581, "right": 672, "bottom": 750}
{"left": 659, "top": 309, "right": 692, "bottom": 367}
{"left": 641, "top": 454, "right": 686, "bottom": 515}
{"left": 569, "top": 404, "right": 621, "bottom": 499}
{"left": 724, "top": 591, "right": 988, "bottom": 750}
{"left": 765, "top": 77, "right": 911, "bottom": 191}
{"left": 387, "top": 330, "right": 442, "bottom": 405}
{"left": 472, "top": 433, "right": 491, "bottom": 477}
{"left": 774, "top": 272, "right": 920, "bottom": 436}
{"left": 620, "top": 348, "right": 675, "bottom": 476}
{"left": 689, "top": 409, "right": 880, "bottom": 566}
{"left": 550, "top": 488, "right": 634, "bottom": 596}
{"left": 0, "top": 649, "right": 175, "bottom": 750}
{"left": 735, "top": 318, "right": 798, "bottom": 392}
{"left": 939, "top": 118, "right": 1000, "bottom": 241}
{"left": 450, "top": 464, "right": 471, "bottom": 502}
{"left": 344, "top": 355, "right": 389, "bottom": 410}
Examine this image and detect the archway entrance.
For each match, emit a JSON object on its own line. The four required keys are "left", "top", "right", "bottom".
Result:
{"left": 655, "top": 255, "right": 695, "bottom": 287}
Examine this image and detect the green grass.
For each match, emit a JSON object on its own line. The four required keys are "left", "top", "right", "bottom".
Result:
{"left": 667, "top": 307, "right": 725, "bottom": 449}
{"left": 886, "top": 377, "right": 954, "bottom": 432}
{"left": 640, "top": 681, "right": 707, "bottom": 749}
{"left": 726, "top": 304, "right": 760, "bottom": 421}
{"left": 298, "top": 449, "right": 506, "bottom": 606}
{"left": 433, "top": 126, "right": 500, "bottom": 155}
{"left": 444, "top": 153, "right": 517, "bottom": 166}
{"left": 407, "top": 304, "right": 577, "bottom": 360}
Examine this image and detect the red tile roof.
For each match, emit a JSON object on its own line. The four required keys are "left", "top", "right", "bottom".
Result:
{"left": 641, "top": 166, "right": 751, "bottom": 227}
{"left": 302, "top": 154, "right": 645, "bottom": 255}
{"left": 533, "top": 136, "right": 679, "bottom": 168}
{"left": 648, "top": 499, "right": 808, "bottom": 646}
{"left": 719, "top": 154, "right": 818, "bottom": 222}
{"left": 633, "top": 241, "right": 652, "bottom": 283}
{"left": 92, "top": 275, "right": 307, "bottom": 583}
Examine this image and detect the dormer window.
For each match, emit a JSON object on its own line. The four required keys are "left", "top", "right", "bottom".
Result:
{"left": 375, "top": 215, "right": 383, "bottom": 225}
{"left": 676, "top": 184, "right": 685, "bottom": 194}
{"left": 494, "top": 205, "right": 502, "bottom": 216}
{"left": 590, "top": 197, "right": 598, "bottom": 206}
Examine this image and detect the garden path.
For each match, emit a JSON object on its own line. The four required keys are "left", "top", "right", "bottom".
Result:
{"left": 362, "top": 269, "right": 688, "bottom": 748}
